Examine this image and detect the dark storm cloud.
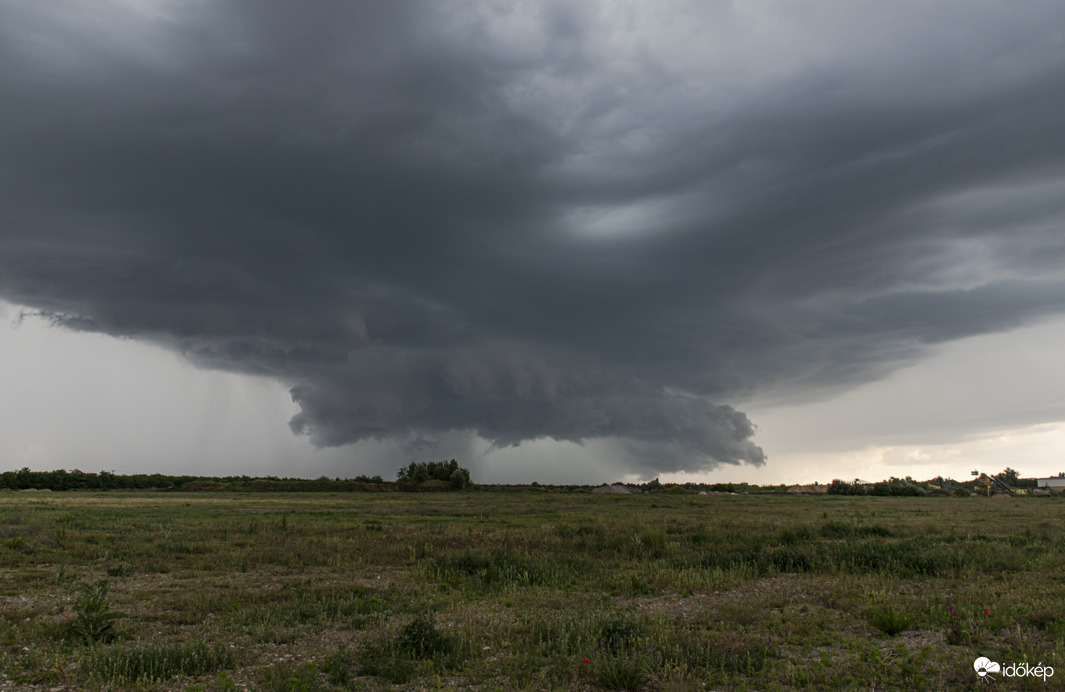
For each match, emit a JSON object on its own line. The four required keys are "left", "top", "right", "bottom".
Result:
{"left": 3, "top": 0, "right": 1065, "bottom": 473}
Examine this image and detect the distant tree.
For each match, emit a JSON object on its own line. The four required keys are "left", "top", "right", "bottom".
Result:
{"left": 397, "top": 460, "right": 472, "bottom": 488}
{"left": 354, "top": 474, "right": 384, "bottom": 484}
{"left": 828, "top": 479, "right": 864, "bottom": 496}
{"left": 998, "top": 468, "right": 1020, "bottom": 486}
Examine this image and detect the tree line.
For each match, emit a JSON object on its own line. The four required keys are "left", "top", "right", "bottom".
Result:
{"left": 0, "top": 464, "right": 473, "bottom": 492}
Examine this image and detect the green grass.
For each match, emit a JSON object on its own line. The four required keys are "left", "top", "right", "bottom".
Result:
{"left": 0, "top": 490, "right": 1061, "bottom": 689}
{"left": 82, "top": 640, "right": 236, "bottom": 684}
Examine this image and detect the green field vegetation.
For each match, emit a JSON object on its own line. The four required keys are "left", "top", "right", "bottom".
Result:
{"left": 0, "top": 490, "right": 1062, "bottom": 690}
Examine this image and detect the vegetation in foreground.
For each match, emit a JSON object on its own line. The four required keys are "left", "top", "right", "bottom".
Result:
{"left": 0, "top": 490, "right": 1062, "bottom": 690}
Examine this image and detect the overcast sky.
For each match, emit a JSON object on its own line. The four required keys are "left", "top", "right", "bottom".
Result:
{"left": 3, "top": 1, "right": 1065, "bottom": 484}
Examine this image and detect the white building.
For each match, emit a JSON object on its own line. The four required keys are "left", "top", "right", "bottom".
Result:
{"left": 1035, "top": 476, "right": 1065, "bottom": 490}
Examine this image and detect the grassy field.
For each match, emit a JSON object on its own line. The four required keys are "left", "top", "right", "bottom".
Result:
{"left": 0, "top": 489, "right": 1062, "bottom": 690}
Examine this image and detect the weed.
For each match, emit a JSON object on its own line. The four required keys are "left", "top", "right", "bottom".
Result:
{"left": 945, "top": 622, "right": 975, "bottom": 646}
{"left": 69, "top": 580, "right": 122, "bottom": 644}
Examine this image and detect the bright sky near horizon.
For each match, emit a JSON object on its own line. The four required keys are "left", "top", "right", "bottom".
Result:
{"left": 4, "top": 299, "right": 1064, "bottom": 484}
{"left": 2, "top": 2, "right": 1065, "bottom": 484}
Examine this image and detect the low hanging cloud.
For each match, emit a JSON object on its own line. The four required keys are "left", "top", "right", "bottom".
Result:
{"left": 3, "top": 1, "right": 1065, "bottom": 474}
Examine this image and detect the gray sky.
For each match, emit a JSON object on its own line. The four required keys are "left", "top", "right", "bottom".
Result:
{"left": 3, "top": 1, "right": 1065, "bottom": 483}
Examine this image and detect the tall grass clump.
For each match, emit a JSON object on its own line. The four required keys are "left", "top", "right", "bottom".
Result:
{"left": 81, "top": 640, "right": 235, "bottom": 684}
{"left": 594, "top": 655, "right": 648, "bottom": 691}
{"left": 518, "top": 610, "right": 595, "bottom": 657}
{"left": 867, "top": 607, "right": 912, "bottom": 636}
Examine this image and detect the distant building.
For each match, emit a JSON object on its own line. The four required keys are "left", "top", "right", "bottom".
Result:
{"left": 1035, "top": 475, "right": 1065, "bottom": 491}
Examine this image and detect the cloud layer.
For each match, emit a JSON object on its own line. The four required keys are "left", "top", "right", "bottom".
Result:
{"left": 3, "top": 1, "right": 1065, "bottom": 474}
